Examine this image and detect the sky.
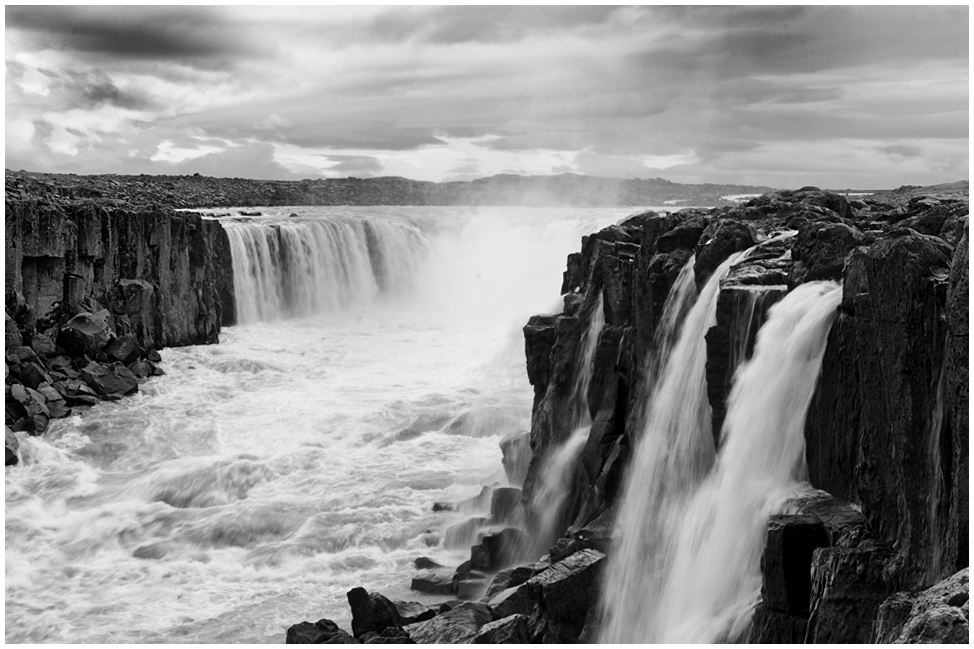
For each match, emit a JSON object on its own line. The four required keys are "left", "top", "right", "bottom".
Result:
{"left": 4, "top": 4, "right": 969, "bottom": 189}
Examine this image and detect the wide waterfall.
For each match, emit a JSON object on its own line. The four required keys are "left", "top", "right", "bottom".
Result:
{"left": 600, "top": 279, "right": 843, "bottom": 643}
{"left": 225, "top": 216, "right": 430, "bottom": 324}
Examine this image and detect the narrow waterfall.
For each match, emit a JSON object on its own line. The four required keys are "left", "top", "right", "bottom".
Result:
{"left": 603, "top": 280, "right": 843, "bottom": 643}
{"left": 225, "top": 217, "right": 430, "bottom": 324}
{"left": 598, "top": 249, "right": 748, "bottom": 643}
{"left": 526, "top": 292, "right": 605, "bottom": 553}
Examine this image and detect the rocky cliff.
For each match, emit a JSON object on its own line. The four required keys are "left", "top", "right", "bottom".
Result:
{"left": 282, "top": 185, "right": 967, "bottom": 644}
{"left": 5, "top": 190, "right": 234, "bottom": 461}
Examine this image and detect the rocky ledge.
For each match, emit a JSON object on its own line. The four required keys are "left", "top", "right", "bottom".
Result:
{"left": 286, "top": 184, "right": 968, "bottom": 643}
{"left": 5, "top": 186, "right": 235, "bottom": 465}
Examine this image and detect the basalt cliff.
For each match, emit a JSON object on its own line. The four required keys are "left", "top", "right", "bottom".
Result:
{"left": 285, "top": 184, "right": 968, "bottom": 644}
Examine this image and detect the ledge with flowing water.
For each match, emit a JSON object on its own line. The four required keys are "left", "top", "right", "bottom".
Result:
{"left": 302, "top": 185, "right": 969, "bottom": 644}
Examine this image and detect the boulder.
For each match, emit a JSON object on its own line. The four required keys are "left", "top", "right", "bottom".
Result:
{"left": 874, "top": 568, "right": 969, "bottom": 643}
{"left": 791, "top": 221, "right": 864, "bottom": 284}
{"left": 392, "top": 601, "right": 436, "bottom": 626}
{"left": 285, "top": 618, "right": 358, "bottom": 644}
{"left": 410, "top": 570, "right": 455, "bottom": 596}
{"left": 52, "top": 379, "right": 99, "bottom": 406}
{"left": 413, "top": 557, "right": 444, "bottom": 571}
{"left": 483, "top": 565, "right": 535, "bottom": 601}
{"left": 57, "top": 310, "right": 115, "bottom": 357}
{"left": 407, "top": 602, "right": 493, "bottom": 644}
{"left": 347, "top": 588, "right": 402, "bottom": 639}
{"left": 29, "top": 332, "right": 57, "bottom": 358}
{"left": 81, "top": 361, "right": 138, "bottom": 397}
{"left": 498, "top": 431, "right": 531, "bottom": 486}
{"left": 103, "top": 333, "right": 141, "bottom": 365}
{"left": 10, "top": 383, "right": 50, "bottom": 433}
{"left": 472, "top": 614, "right": 532, "bottom": 643}
{"left": 17, "top": 361, "right": 52, "bottom": 390}
{"left": 35, "top": 383, "right": 70, "bottom": 419}
{"left": 5, "top": 426, "right": 19, "bottom": 466}
{"left": 127, "top": 359, "right": 153, "bottom": 379}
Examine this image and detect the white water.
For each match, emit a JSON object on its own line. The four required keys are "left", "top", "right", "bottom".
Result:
{"left": 598, "top": 250, "right": 746, "bottom": 643}
{"left": 601, "top": 280, "right": 842, "bottom": 643}
{"left": 4, "top": 205, "right": 641, "bottom": 644}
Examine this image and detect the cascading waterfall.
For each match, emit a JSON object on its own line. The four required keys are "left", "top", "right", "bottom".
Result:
{"left": 225, "top": 217, "right": 429, "bottom": 324}
{"left": 601, "top": 280, "right": 842, "bottom": 643}
{"left": 528, "top": 292, "right": 605, "bottom": 551}
{"left": 598, "top": 249, "right": 749, "bottom": 643}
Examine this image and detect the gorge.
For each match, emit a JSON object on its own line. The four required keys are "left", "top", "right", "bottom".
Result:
{"left": 4, "top": 171, "right": 969, "bottom": 644}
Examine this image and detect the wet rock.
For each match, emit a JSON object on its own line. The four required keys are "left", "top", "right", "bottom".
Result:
{"left": 445, "top": 516, "right": 489, "bottom": 550}
{"left": 362, "top": 626, "right": 413, "bottom": 644}
{"left": 57, "top": 310, "right": 115, "bottom": 357}
{"left": 410, "top": 570, "right": 455, "bottom": 596}
{"left": 285, "top": 618, "right": 358, "bottom": 644}
{"left": 81, "top": 361, "right": 138, "bottom": 397}
{"left": 472, "top": 614, "right": 532, "bottom": 643}
{"left": 149, "top": 362, "right": 166, "bottom": 376}
{"left": 470, "top": 527, "right": 527, "bottom": 571}
{"left": 791, "top": 221, "right": 864, "bottom": 284}
{"left": 10, "top": 383, "right": 50, "bottom": 433}
{"left": 5, "top": 426, "right": 19, "bottom": 466}
{"left": 874, "top": 568, "right": 969, "bottom": 643}
{"left": 805, "top": 544, "right": 897, "bottom": 643}
{"left": 413, "top": 557, "right": 444, "bottom": 571}
{"left": 103, "top": 333, "right": 141, "bottom": 365}
{"left": 347, "top": 587, "right": 402, "bottom": 638}
{"left": 484, "top": 565, "right": 535, "bottom": 601}
{"left": 748, "top": 604, "right": 809, "bottom": 643}
{"left": 146, "top": 348, "right": 162, "bottom": 363}
{"left": 694, "top": 220, "right": 759, "bottom": 288}
{"left": 456, "top": 485, "right": 493, "bottom": 514}
{"left": 392, "top": 601, "right": 436, "bottom": 626}
{"left": 52, "top": 379, "right": 99, "bottom": 406}
{"left": 498, "top": 431, "right": 531, "bottom": 486}
{"left": 761, "top": 515, "right": 830, "bottom": 615}
{"left": 127, "top": 359, "right": 153, "bottom": 379}
{"left": 35, "top": 383, "right": 70, "bottom": 418}
{"left": 456, "top": 576, "right": 491, "bottom": 601}
{"left": 407, "top": 602, "right": 493, "bottom": 644}
{"left": 489, "top": 487, "right": 524, "bottom": 525}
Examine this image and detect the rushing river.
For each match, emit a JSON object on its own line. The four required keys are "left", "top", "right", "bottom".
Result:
{"left": 5, "top": 206, "right": 638, "bottom": 643}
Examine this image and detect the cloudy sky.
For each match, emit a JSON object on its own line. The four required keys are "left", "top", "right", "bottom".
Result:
{"left": 5, "top": 5, "right": 969, "bottom": 188}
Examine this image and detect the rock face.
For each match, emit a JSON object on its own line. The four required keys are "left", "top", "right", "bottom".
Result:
{"left": 874, "top": 568, "right": 969, "bottom": 643}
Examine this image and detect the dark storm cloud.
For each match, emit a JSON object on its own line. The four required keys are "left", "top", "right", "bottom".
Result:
{"left": 5, "top": 5, "right": 263, "bottom": 61}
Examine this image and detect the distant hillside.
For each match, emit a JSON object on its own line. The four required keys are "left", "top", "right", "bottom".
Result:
{"left": 5, "top": 170, "right": 775, "bottom": 209}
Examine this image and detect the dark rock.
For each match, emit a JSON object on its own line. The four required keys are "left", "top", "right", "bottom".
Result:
{"left": 127, "top": 359, "right": 153, "bottom": 379}
{"left": 489, "top": 487, "right": 524, "bottom": 525}
{"left": 146, "top": 348, "right": 162, "bottom": 363}
{"left": 431, "top": 502, "right": 454, "bottom": 512}
{"left": 6, "top": 345, "right": 41, "bottom": 367}
{"left": 29, "top": 332, "right": 57, "bottom": 358}
{"left": 10, "top": 383, "right": 50, "bottom": 433}
{"left": 285, "top": 618, "right": 359, "bottom": 644}
{"left": 874, "top": 568, "right": 969, "bottom": 643}
{"left": 761, "top": 515, "right": 830, "bottom": 615}
{"left": 498, "top": 431, "right": 531, "bottom": 487}
{"left": 6, "top": 426, "right": 19, "bottom": 466}
{"left": 410, "top": 570, "right": 455, "bottom": 596}
{"left": 35, "top": 383, "right": 70, "bottom": 419}
{"left": 5, "top": 312, "right": 22, "bottom": 350}
{"left": 747, "top": 604, "right": 808, "bottom": 643}
{"left": 81, "top": 361, "right": 138, "bottom": 397}
{"left": 413, "top": 557, "right": 444, "bottom": 571}
{"left": 805, "top": 544, "right": 897, "bottom": 643}
{"left": 392, "top": 601, "right": 436, "bottom": 626}
{"left": 362, "top": 626, "right": 413, "bottom": 644}
{"left": 472, "top": 614, "right": 532, "bottom": 643}
{"left": 456, "top": 576, "right": 491, "bottom": 601}
{"left": 791, "top": 221, "right": 864, "bottom": 283}
{"left": 149, "top": 362, "right": 166, "bottom": 376}
{"left": 470, "top": 527, "right": 527, "bottom": 571}
{"left": 57, "top": 310, "right": 115, "bottom": 357}
{"left": 347, "top": 587, "right": 402, "bottom": 638}
{"left": 484, "top": 565, "right": 535, "bottom": 601}
{"left": 445, "top": 516, "right": 489, "bottom": 550}
{"left": 52, "top": 379, "right": 99, "bottom": 406}
{"left": 103, "top": 333, "right": 141, "bottom": 365}
{"left": 407, "top": 602, "right": 493, "bottom": 644}
{"left": 694, "top": 219, "right": 759, "bottom": 288}
{"left": 18, "top": 361, "right": 52, "bottom": 390}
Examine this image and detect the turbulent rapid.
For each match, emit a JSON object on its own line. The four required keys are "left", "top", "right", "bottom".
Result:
{"left": 4, "top": 206, "right": 634, "bottom": 644}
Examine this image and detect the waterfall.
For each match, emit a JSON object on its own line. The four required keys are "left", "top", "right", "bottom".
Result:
{"left": 225, "top": 217, "right": 429, "bottom": 324}
{"left": 571, "top": 292, "right": 605, "bottom": 425}
{"left": 601, "top": 280, "right": 842, "bottom": 643}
